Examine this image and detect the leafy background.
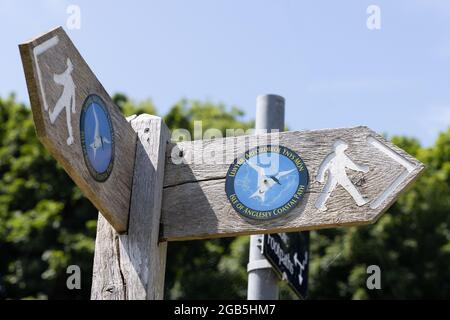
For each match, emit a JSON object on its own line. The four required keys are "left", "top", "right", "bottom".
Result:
{"left": 0, "top": 93, "right": 449, "bottom": 299}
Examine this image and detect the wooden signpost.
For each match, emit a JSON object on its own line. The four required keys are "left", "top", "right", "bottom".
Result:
{"left": 20, "top": 27, "right": 425, "bottom": 300}
{"left": 19, "top": 27, "right": 136, "bottom": 234}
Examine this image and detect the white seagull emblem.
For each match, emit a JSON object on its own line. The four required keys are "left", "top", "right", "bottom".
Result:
{"left": 245, "top": 159, "right": 296, "bottom": 202}
{"left": 90, "top": 105, "right": 111, "bottom": 160}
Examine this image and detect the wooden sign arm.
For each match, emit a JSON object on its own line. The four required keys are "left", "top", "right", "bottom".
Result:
{"left": 19, "top": 27, "right": 137, "bottom": 234}
{"left": 160, "top": 126, "right": 424, "bottom": 242}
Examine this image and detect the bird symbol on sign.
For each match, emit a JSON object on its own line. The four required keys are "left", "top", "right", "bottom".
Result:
{"left": 245, "top": 159, "right": 296, "bottom": 202}
{"left": 90, "top": 105, "right": 111, "bottom": 160}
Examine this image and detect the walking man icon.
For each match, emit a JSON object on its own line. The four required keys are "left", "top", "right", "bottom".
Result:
{"left": 49, "top": 58, "right": 76, "bottom": 145}
{"left": 315, "top": 139, "right": 370, "bottom": 212}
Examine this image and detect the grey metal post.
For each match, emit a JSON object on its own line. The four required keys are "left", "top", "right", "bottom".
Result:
{"left": 247, "top": 94, "right": 285, "bottom": 300}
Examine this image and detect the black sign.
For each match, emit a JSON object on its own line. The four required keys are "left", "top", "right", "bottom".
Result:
{"left": 262, "top": 232, "right": 309, "bottom": 299}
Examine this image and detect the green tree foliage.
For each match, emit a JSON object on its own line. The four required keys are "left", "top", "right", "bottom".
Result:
{"left": 164, "top": 98, "right": 254, "bottom": 135}
{"left": 0, "top": 93, "right": 449, "bottom": 299}
{"left": 0, "top": 95, "right": 97, "bottom": 299}
{"left": 113, "top": 93, "right": 157, "bottom": 117}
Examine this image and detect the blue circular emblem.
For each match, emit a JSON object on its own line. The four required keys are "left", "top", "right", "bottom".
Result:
{"left": 225, "top": 145, "right": 309, "bottom": 220}
{"left": 80, "top": 94, "right": 115, "bottom": 182}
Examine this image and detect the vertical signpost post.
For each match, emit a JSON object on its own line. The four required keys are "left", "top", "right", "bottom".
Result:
{"left": 247, "top": 95, "right": 285, "bottom": 300}
{"left": 247, "top": 95, "right": 311, "bottom": 300}
{"left": 20, "top": 27, "right": 425, "bottom": 300}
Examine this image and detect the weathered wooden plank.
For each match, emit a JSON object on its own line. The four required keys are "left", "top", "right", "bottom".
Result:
{"left": 161, "top": 126, "right": 424, "bottom": 241}
{"left": 90, "top": 213, "right": 125, "bottom": 300}
{"left": 19, "top": 27, "right": 136, "bottom": 233}
{"left": 91, "top": 115, "right": 169, "bottom": 300}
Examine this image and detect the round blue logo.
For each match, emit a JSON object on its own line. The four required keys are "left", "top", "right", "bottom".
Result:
{"left": 225, "top": 145, "right": 309, "bottom": 220}
{"left": 80, "top": 95, "right": 115, "bottom": 182}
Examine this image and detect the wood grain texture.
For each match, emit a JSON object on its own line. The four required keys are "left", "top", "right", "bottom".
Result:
{"left": 91, "top": 115, "right": 169, "bottom": 300}
{"left": 19, "top": 27, "right": 136, "bottom": 233}
{"left": 161, "top": 126, "right": 425, "bottom": 241}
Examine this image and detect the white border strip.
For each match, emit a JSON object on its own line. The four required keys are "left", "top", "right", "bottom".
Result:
{"left": 33, "top": 36, "right": 59, "bottom": 111}
{"left": 367, "top": 136, "right": 416, "bottom": 209}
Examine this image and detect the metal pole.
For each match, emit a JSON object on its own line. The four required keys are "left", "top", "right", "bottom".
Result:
{"left": 247, "top": 94, "right": 285, "bottom": 300}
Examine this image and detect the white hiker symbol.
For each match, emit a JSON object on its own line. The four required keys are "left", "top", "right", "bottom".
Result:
{"left": 49, "top": 58, "right": 76, "bottom": 145}
{"left": 246, "top": 159, "right": 296, "bottom": 202}
{"left": 315, "top": 139, "right": 369, "bottom": 212}
{"left": 90, "top": 105, "right": 111, "bottom": 160}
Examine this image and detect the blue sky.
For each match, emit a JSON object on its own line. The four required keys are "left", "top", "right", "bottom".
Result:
{"left": 1, "top": 0, "right": 449, "bottom": 146}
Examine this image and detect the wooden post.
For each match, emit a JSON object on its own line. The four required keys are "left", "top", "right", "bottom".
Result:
{"left": 91, "top": 115, "right": 169, "bottom": 300}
